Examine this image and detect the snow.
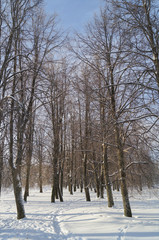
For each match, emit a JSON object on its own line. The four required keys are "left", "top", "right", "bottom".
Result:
{"left": 0, "top": 187, "right": 159, "bottom": 240}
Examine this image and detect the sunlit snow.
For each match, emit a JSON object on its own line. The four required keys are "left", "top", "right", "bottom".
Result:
{"left": 0, "top": 187, "right": 159, "bottom": 239}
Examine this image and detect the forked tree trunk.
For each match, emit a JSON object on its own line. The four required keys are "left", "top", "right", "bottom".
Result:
{"left": 51, "top": 170, "right": 63, "bottom": 202}
{"left": 51, "top": 138, "right": 63, "bottom": 203}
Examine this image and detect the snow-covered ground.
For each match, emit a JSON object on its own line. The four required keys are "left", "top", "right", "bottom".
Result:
{"left": 0, "top": 186, "right": 159, "bottom": 240}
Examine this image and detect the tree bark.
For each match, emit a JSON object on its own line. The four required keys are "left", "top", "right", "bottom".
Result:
{"left": 115, "top": 123, "right": 132, "bottom": 217}
{"left": 9, "top": 99, "right": 25, "bottom": 219}
{"left": 102, "top": 144, "right": 114, "bottom": 207}
{"left": 12, "top": 169, "right": 25, "bottom": 219}
{"left": 24, "top": 121, "right": 34, "bottom": 201}
{"left": 0, "top": 142, "right": 3, "bottom": 195}
{"left": 83, "top": 153, "right": 91, "bottom": 201}
{"left": 51, "top": 136, "right": 63, "bottom": 203}
{"left": 39, "top": 154, "right": 43, "bottom": 193}
{"left": 24, "top": 162, "right": 31, "bottom": 201}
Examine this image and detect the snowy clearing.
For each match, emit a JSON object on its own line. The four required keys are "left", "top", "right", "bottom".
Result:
{"left": 0, "top": 187, "right": 159, "bottom": 240}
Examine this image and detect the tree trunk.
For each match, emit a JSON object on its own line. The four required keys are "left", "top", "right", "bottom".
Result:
{"left": 95, "top": 174, "right": 100, "bottom": 198}
{"left": 100, "top": 170, "right": 104, "bottom": 199}
{"left": 80, "top": 177, "right": 83, "bottom": 193}
{"left": 92, "top": 151, "right": 100, "bottom": 198}
{"left": 83, "top": 153, "right": 91, "bottom": 201}
{"left": 60, "top": 160, "right": 64, "bottom": 196}
{"left": 51, "top": 185, "right": 55, "bottom": 203}
{"left": 74, "top": 156, "right": 77, "bottom": 192}
{"left": 57, "top": 173, "right": 63, "bottom": 202}
{"left": 109, "top": 63, "right": 132, "bottom": 217}
{"left": 115, "top": 124, "right": 132, "bottom": 217}
{"left": 51, "top": 156, "right": 57, "bottom": 203}
{"left": 39, "top": 156, "right": 43, "bottom": 193}
{"left": 0, "top": 143, "right": 3, "bottom": 195}
{"left": 83, "top": 77, "right": 91, "bottom": 202}
{"left": 51, "top": 170, "right": 63, "bottom": 202}
{"left": 24, "top": 163, "right": 31, "bottom": 201}
{"left": 9, "top": 92, "right": 26, "bottom": 220}
{"left": 69, "top": 174, "right": 73, "bottom": 195}
{"left": 113, "top": 178, "right": 120, "bottom": 191}
{"left": 12, "top": 168, "right": 25, "bottom": 219}
{"left": 103, "top": 143, "right": 114, "bottom": 207}
{"left": 24, "top": 122, "right": 34, "bottom": 201}
{"left": 51, "top": 139, "right": 63, "bottom": 202}
{"left": 9, "top": 37, "right": 26, "bottom": 219}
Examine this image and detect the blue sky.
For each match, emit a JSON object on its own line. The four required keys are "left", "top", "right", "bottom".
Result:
{"left": 44, "top": 0, "right": 104, "bottom": 31}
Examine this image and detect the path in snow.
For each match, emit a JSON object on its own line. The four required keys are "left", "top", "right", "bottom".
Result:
{"left": 0, "top": 187, "right": 159, "bottom": 240}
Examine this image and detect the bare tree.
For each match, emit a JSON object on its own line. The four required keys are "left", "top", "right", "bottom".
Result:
{"left": 42, "top": 59, "right": 68, "bottom": 203}
{"left": 112, "top": 0, "right": 159, "bottom": 87}
{"left": 8, "top": 0, "right": 43, "bottom": 220}
{"left": 5, "top": 0, "right": 61, "bottom": 219}
{"left": 71, "top": 7, "right": 135, "bottom": 216}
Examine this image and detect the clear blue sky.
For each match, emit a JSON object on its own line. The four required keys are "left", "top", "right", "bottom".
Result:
{"left": 44, "top": 0, "right": 104, "bottom": 31}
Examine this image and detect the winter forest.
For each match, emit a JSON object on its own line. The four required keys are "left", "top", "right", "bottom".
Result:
{"left": 0, "top": 0, "right": 159, "bottom": 231}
